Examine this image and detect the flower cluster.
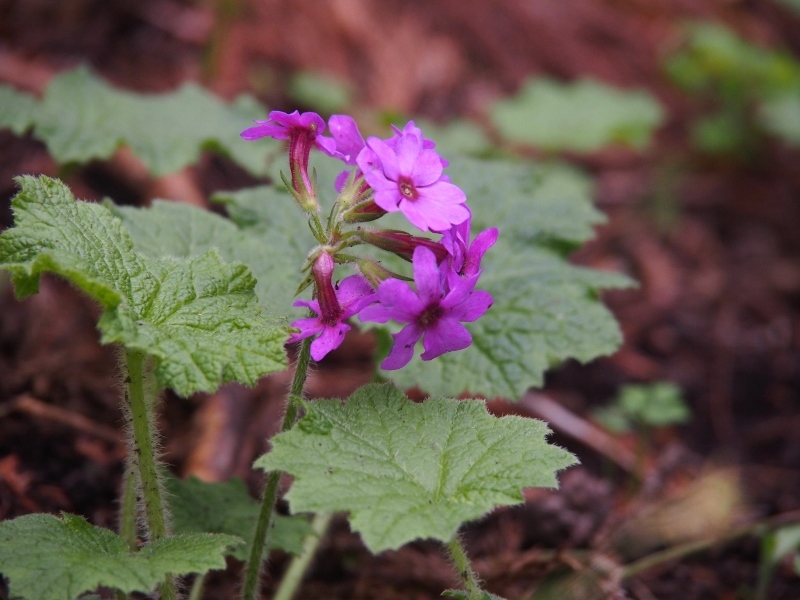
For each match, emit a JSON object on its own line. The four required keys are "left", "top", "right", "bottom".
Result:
{"left": 242, "top": 111, "right": 497, "bottom": 368}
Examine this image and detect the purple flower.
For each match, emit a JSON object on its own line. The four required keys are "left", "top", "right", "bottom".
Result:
{"left": 241, "top": 110, "right": 337, "bottom": 211}
{"left": 356, "top": 121, "right": 469, "bottom": 233}
{"left": 441, "top": 215, "right": 499, "bottom": 277}
{"left": 288, "top": 253, "right": 376, "bottom": 361}
{"left": 241, "top": 110, "right": 337, "bottom": 155}
{"left": 359, "top": 246, "right": 493, "bottom": 370}
{"left": 328, "top": 115, "right": 365, "bottom": 165}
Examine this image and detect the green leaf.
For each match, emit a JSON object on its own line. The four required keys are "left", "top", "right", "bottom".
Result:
{"left": 0, "top": 512, "right": 241, "bottom": 600}
{"left": 255, "top": 383, "right": 577, "bottom": 553}
{"left": 489, "top": 78, "right": 664, "bottom": 152}
{"left": 760, "top": 92, "right": 800, "bottom": 146}
{"left": 0, "top": 176, "right": 287, "bottom": 395}
{"left": 616, "top": 382, "right": 690, "bottom": 428}
{"left": 0, "top": 85, "right": 37, "bottom": 135}
{"left": 114, "top": 190, "right": 312, "bottom": 317}
{"left": 288, "top": 71, "right": 352, "bottom": 114}
{"left": 167, "top": 476, "right": 314, "bottom": 559}
{"left": 758, "top": 523, "right": 800, "bottom": 599}
{"left": 0, "top": 66, "right": 278, "bottom": 177}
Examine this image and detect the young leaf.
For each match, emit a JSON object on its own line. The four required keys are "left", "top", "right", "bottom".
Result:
{"left": 166, "top": 476, "right": 314, "bottom": 559}
{"left": 255, "top": 383, "right": 577, "bottom": 553}
{"left": 0, "top": 512, "right": 241, "bottom": 600}
{"left": 0, "top": 176, "right": 287, "bottom": 395}
{"left": 490, "top": 78, "right": 664, "bottom": 152}
{"left": 0, "top": 66, "right": 278, "bottom": 177}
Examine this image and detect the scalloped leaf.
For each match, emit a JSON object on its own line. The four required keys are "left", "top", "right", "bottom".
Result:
{"left": 255, "top": 383, "right": 577, "bottom": 553}
{"left": 167, "top": 476, "right": 314, "bottom": 559}
{"left": 490, "top": 78, "right": 664, "bottom": 152}
{"left": 0, "top": 176, "right": 287, "bottom": 396}
{"left": 0, "top": 512, "right": 241, "bottom": 600}
{"left": 0, "top": 66, "right": 278, "bottom": 177}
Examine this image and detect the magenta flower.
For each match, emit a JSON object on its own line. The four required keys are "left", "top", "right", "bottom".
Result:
{"left": 441, "top": 215, "right": 499, "bottom": 277}
{"left": 359, "top": 246, "right": 493, "bottom": 370}
{"left": 241, "top": 110, "right": 337, "bottom": 211}
{"left": 328, "top": 115, "right": 365, "bottom": 165}
{"left": 288, "top": 253, "right": 376, "bottom": 361}
{"left": 356, "top": 121, "right": 469, "bottom": 233}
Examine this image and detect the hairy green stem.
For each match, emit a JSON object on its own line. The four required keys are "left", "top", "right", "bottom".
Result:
{"left": 119, "top": 466, "right": 138, "bottom": 551}
{"left": 240, "top": 338, "right": 312, "bottom": 600}
{"left": 273, "top": 512, "right": 333, "bottom": 600}
{"left": 447, "top": 535, "right": 484, "bottom": 600}
{"left": 125, "top": 349, "right": 176, "bottom": 600}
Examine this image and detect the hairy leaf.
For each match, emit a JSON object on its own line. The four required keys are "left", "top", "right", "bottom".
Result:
{"left": 0, "top": 66, "right": 278, "bottom": 177}
{"left": 490, "top": 78, "right": 664, "bottom": 152}
{"left": 0, "top": 513, "right": 241, "bottom": 600}
{"left": 255, "top": 383, "right": 577, "bottom": 553}
{"left": 167, "top": 476, "right": 314, "bottom": 559}
{"left": 0, "top": 176, "right": 287, "bottom": 395}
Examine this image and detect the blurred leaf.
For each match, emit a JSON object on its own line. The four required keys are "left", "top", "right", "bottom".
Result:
{"left": 690, "top": 111, "right": 752, "bottom": 155}
{"left": 490, "top": 78, "right": 664, "bottom": 152}
{"left": 167, "top": 476, "right": 314, "bottom": 560}
{"left": 616, "top": 383, "right": 690, "bottom": 428}
{"left": 759, "top": 91, "right": 800, "bottom": 146}
{"left": 757, "top": 523, "right": 800, "bottom": 599}
{"left": 0, "top": 85, "right": 37, "bottom": 135}
{"left": 592, "top": 405, "right": 632, "bottom": 433}
{"left": 414, "top": 118, "right": 495, "bottom": 157}
{"left": 256, "top": 383, "right": 577, "bottom": 553}
{"left": 665, "top": 23, "right": 800, "bottom": 98}
{"left": 288, "top": 71, "right": 352, "bottom": 114}
{"left": 0, "top": 66, "right": 278, "bottom": 177}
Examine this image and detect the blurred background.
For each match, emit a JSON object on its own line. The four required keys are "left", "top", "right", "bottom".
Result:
{"left": 1, "top": 1, "right": 799, "bottom": 599}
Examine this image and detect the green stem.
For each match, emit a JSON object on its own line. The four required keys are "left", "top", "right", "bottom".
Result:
{"left": 119, "top": 466, "right": 138, "bottom": 551}
{"left": 273, "top": 513, "right": 333, "bottom": 600}
{"left": 240, "top": 338, "right": 312, "bottom": 600}
{"left": 446, "top": 535, "right": 484, "bottom": 600}
{"left": 188, "top": 574, "right": 206, "bottom": 600}
{"left": 125, "top": 349, "right": 176, "bottom": 600}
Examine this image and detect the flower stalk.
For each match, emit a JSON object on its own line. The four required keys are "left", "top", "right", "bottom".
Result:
{"left": 240, "top": 337, "right": 312, "bottom": 600}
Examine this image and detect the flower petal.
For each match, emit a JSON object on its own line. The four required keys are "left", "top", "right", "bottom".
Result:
{"left": 365, "top": 137, "right": 400, "bottom": 181}
{"left": 310, "top": 322, "right": 351, "bottom": 361}
{"left": 420, "top": 319, "right": 472, "bottom": 360}
{"left": 328, "top": 115, "right": 366, "bottom": 164}
{"left": 410, "top": 149, "right": 444, "bottom": 186}
{"left": 411, "top": 246, "right": 442, "bottom": 304}
{"left": 447, "top": 290, "right": 493, "bottom": 322}
{"left": 382, "top": 324, "right": 423, "bottom": 370}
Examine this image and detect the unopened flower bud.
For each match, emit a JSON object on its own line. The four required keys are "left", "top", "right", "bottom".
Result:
{"left": 342, "top": 199, "right": 387, "bottom": 223}
{"left": 312, "top": 252, "right": 341, "bottom": 325}
{"left": 356, "top": 259, "right": 398, "bottom": 288}
{"left": 358, "top": 229, "right": 449, "bottom": 263}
